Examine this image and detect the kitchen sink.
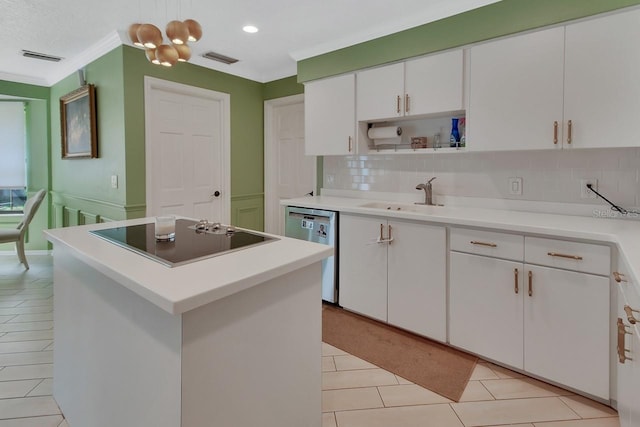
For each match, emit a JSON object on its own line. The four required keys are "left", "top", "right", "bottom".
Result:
{"left": 358, "top": 202, "right": 445, "bottom": 213}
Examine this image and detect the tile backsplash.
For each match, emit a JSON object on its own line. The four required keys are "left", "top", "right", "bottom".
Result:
{"left": 323, "top": 148, "right": 640, "bottom": 208}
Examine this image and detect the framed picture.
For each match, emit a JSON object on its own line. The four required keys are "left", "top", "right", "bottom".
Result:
{"left": 60, "top": 84, "right": 98, "bottom": 159}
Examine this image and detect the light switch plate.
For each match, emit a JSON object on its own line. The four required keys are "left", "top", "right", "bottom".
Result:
{"left": 508, "top": 177, "right": 523, "bottom": 195}
{"left": 111, "top": 175, "right": 118, "bottom": 189}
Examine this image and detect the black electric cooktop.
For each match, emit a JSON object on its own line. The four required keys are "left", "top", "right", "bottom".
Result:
{"left": 90, "top": 219, "right": 277, "bottom": 267}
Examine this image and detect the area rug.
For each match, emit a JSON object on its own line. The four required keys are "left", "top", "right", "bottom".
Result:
{"left": 322, "top": 304, "right": 477, "bottom": 402}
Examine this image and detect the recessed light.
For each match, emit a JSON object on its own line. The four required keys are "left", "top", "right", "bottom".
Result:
{"left": 243, "top": 25, "right": 258, "bottom": 33}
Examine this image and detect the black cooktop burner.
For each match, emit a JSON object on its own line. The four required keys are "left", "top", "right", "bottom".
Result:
{"left": 90, "top": 219, "right": 277, "bottom": 267}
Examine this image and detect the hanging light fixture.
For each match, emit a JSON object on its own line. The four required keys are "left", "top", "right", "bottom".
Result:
{"left": 128, "top": 17, "right": 202, "bottom": 67}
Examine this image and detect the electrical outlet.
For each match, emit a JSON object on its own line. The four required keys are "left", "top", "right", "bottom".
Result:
{"left": 508, "top": 177, "right": 523, "bottom": 195}
{"left": 111, "top": 175, "right": 118, "bottom": 189}
{"left": 580, "top": 179, "right": 598, "bottom": 199}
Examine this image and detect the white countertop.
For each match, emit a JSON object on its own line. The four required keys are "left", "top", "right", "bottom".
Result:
{"left": 283, "top": 195, "right": 640, "bottom": 293}
{"left": 44, "top": 217, "right": 333, "bottom": 315}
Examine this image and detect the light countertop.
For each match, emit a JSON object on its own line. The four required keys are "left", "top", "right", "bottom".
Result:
{"left": 283, "top": 195, "right": 640, "bottom": 293}
{"left": 44, "top": 217, "right": 333, "bottom": 315}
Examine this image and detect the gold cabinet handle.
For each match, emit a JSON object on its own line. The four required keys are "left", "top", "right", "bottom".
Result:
{"left": 567, "top": 120, "right": 572, "bottom": 144}
{"left": 388, "top": 224, "right": 392, "bottom": 245}
{"left": 624, "top": 305, "right": 640, "bottom": 325}
{"left": 470, "top": 240, "right": 497, "bottom": 248}
{"left": 396, "top": 95, "right": 401, "bottom": 114}
{"left": 380, "top": 223, "right": 384, "bottom": 241}
{"left": 547, "top": 252, "right": 583, "bottom": 261}
{"left": 405, "top": 94, "right": 410, "bottom": 113}
{"left": 617, "top": 317, "right": 634, "bottom": 364}
{"left": 553, "top": 121, "right": 558, "bottom": 145}
{"left": 613, "top": 271, "right": 627, "bottom": 283}
{"left": 348, "top": 136, "right": 352, "bottom": 152}
{"left": 514, "top": 268, "right": 519, "bottom": 294}
{"left": 528, "top": 270, "right": 533, "bottom": 297}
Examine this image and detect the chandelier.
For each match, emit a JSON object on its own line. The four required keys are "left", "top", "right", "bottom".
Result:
{"left": 128, "top": 19, "right": 202, "bottom": 67}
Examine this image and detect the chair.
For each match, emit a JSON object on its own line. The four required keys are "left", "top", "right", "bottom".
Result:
{"left": 0, "top": 189, "right": 46, "bottom": 270}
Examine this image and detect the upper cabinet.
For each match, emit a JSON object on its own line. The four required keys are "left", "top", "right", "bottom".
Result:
{"left": 304, "top": 73, "right": 356, "bottom": 156}
{"left": 469, "top": 8, "right": 640, "bottom": 151}
{"left": 357, "top": 50, "right": 464, "bottom": 122}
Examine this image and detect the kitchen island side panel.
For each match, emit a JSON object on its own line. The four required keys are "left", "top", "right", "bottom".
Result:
{"left": 181, "top": 262, "right": 322, "bottom": 427}
{"left": 53, "top": 246, "right": 182, "bottom": 427}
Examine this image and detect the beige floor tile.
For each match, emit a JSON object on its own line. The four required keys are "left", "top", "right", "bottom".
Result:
{"left": 395, "top": 375, "right": 413, "bottom": 385}
{"left": 0, "top": 302, "right": 21, "bottom": 309}
{"left": 57, "top": 420, "right": 69, "bottom": 427}
{"left": 533, "top": 419, "right": 620, "bottom": 427}
{"left": 323, "top": 356, "right": 336, "bottom": 372}
{"left": 323, "top": 368, "right": 398, "bottom": 390}
{"left": 481, "top": 377, "right": 573, "bottom": 400}
{"left": 0, "top": 307, "right": 53, "bottom": 316}
{"left": 0, "top": 396, "right": 61, "bottom": 419}
{"left": 0, "top": 415, "right": 64, "bottom": 427}
{"left": 378, "top": 384, "right": 451, "bottom": 406}
{"left": 485, "top": 362, "right": 525, "bottom": 379}
{"left": 27, "top": 379, "right": 52, "bottom": 397}
{"left": 0, "top": 316, "right": 15, "bottom": 324}
{"left": 0, "top": 351, "right": 53, "bottom": 367}
{"left": 470, "top": 363, "right": 500, "bottom": 380}
{"left": 458, "top": 380, "right": 495, "bottom": 402}
{"left": 322, "top": 387, "right": 384, "bottom": 412}
{"left": 0, "top": 364, "right": 53, "bottom": 381}
{"left": 14, "top": 300, "right": 53, "bottom": 308}
{"left": 0, "top": 322, "right": 53, "bottom": 333}
{"left": 335, "top": 404, "right": 464, "bottom": 427}
{"left": 322, "top": 412, "right": 337, "bottom": 427}
{"left": 0, "top": 341, "right": 52, "bottom": 354}
{"left": 0, "top": 331, "right": 54, "bottom": 343}
{"left": 483, "top": 425, "right": 534, "bottom": 427}
{"left": 333, "top": 354, "right": 377, "bottom": 371}
{"left": 451, "top": 397, "right": 580, "bottom": 426}
{"left": 322, "top": 342, "right": 348, "bottom": 356}
{"left": 558, "top": 395, "right": 619, "bottom": 419}
{"left": 0, "top": 380, "right": 41, "bottom": 399}
{"left": 7, "top": 314, "right": 53, "bottom": 323}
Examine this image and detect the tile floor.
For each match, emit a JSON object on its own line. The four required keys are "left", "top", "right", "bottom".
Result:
{"left": 0, "top": 255, "right": 621, "bottom": 427}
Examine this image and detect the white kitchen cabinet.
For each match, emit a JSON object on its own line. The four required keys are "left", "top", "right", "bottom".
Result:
{"left": 467, "top": 26, "right": 565, "bottom": 151}
{"left": 564, "top": 8, "right": 640, "bottom": 149}
{"left": 524, "top": 264, "right": 610, "bottom": 400}
{"left": 339, "top": 213, "right": 446, "bottom": 341}
{"left": 357, "top": 50, "right": 464, "bottom": 122}
{"left": 450, "top": 252, "right": 524, "bottom": 368}
{"left": 304, "top": 73, "right": 356, "bottom": 155}
{"left": 469, "top": 8, "right": 640, "bottom": 151}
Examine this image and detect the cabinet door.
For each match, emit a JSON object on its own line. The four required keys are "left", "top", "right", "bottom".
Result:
{"left": 524, "top": 265, "right": 609, "bottom": 399}
{"left": 616, "top": 284, "right": 635, "bottom": 427}
{"left": 387, "top": 221, "right": 446, "bottom": 341}
{"left": 304, "top": 74, "right": 356, "bottom": 155}
{"left": 405, "top": 50, "right": 464, "bottom": 117}
{"left": 564, "top": 9, "right": 640, "bottom": 148}
{"left": 356, "top": 63, "right": 404, "bottom": 121}
{"left": 467, "top": 27, "right": 564, "bottom": 151}
{"left": 339, "top": 215, "right": 388, "bottom": 322}
{"left": 449, "top": 252, "right": 524, "bottom": 368}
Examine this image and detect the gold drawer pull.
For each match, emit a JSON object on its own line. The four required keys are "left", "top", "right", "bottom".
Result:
{"left": 470, "top": 241, "right": 497, "bottom": 248}
{"left": 553, "top": 121, "right": 558, "bottom": 145}
{"left": 624, "top": 305, "right": 639, "bottom": 325}
{"left": 396, "top": 95, "right": 401, "bottom": 114}
{"left": 547, "top": 252, "right": 583, "bottom": 261}
{"left": 567, "top": 119, "right": 572, "bottom": 144}
{"left": 617, "top": 318, "right": 633, "bottom": 364}
{"left": 348, "top": 136, "right": 352, "bottom": 152}
{"left": 405, "top": 94, "right": 410, "bottom": 113}
{"left": 613, "top": 271, "right": 627, "bottom": 283}
{"left": 514, "top": 268, "right": 519, "bottom": 294}
{"left": 528, "top": 270, "right": 533, "bottom": 297}
{"left": 388, "top": 224, "right": 393, "bottom": 245}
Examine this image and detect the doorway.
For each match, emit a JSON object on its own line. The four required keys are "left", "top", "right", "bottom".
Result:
{"left": 264, "top": 94, "right": 315, "bottom": 235}
{"left": 144, "top": 77, "right": 230, "bottom": 224}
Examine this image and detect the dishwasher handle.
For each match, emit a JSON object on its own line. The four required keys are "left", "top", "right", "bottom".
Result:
{"left": 287, "top": 212, "right": 332, "bottom": 223}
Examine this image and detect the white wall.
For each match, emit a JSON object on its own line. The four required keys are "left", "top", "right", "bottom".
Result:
{"left": 323, "top": 148, "right": 640, "bottom": 208}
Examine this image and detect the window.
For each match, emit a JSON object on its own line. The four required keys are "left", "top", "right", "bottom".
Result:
{"left": 0, "top": 102, "right": 26, "bottom": 213}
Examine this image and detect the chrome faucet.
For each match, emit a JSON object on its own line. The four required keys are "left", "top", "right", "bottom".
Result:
{"left": 415, "top": 177, "right": 436, "bottom": 205}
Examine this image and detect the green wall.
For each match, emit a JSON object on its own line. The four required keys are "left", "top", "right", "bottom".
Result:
{"left": 298, "top": 0, "right": 640, "bottom": 82}
{"left": 263, "top": 75, "right": 304, "bottom": 100}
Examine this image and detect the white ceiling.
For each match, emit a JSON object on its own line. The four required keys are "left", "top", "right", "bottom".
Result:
{"left": 0, "top": 0, "right": 501, "bottom": 86}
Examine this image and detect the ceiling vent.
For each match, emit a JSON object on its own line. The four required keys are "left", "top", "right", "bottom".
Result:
{"left": 201, "top": 51, "right": 238, "bottom": 65}
{"left": 21, "top": 50, "right": 63, "bottom": 62}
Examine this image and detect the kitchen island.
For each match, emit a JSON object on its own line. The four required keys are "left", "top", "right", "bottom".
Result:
{"left": 44, "top": 217, "right": 332, "bottom": 427}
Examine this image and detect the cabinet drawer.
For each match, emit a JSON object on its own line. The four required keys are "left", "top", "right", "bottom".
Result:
{"left": 525, "top": 237, "right": 610, "bottom": 275}
{"left": 450, "top": 228, "right": 523, "bottom": 261}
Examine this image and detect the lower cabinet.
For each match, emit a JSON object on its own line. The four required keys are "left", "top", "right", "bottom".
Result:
{"left": 449, "top": 228, "right": 610, "bottom": 399}
{"left": 339, "top": 214, "right": 446, "bottom": 341}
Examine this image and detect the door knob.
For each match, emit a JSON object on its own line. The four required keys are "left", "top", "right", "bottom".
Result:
{"left": 212, "top": 191, "right": 221, "bottom": 198}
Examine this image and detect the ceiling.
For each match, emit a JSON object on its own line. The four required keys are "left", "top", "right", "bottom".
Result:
{"left": 0, "top": 0, "right": 501, "bottom": 87}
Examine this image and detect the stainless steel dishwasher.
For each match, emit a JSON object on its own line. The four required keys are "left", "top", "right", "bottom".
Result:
{"left": 284, "top": 206, "right": 338, "bottom": 303}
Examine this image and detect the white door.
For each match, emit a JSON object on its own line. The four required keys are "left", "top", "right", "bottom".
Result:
{"left": 144, "top": 77, "right": 230, "bottom": 223}
{"left": 264, "top": 94, "right": 315, "bottom": 235}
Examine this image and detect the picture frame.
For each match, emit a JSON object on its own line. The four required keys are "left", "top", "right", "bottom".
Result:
{"left": 60, "top": 84, "right": 98, "bottom": 159}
